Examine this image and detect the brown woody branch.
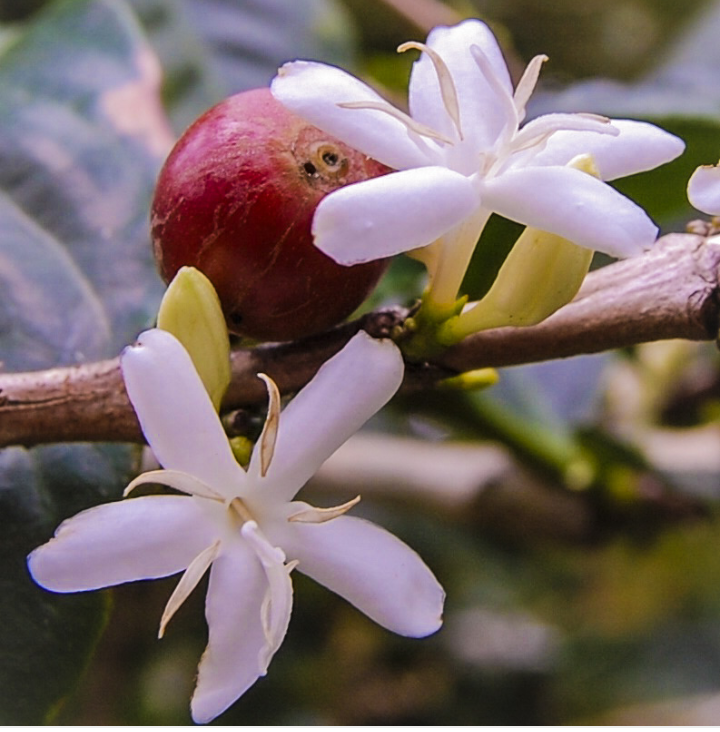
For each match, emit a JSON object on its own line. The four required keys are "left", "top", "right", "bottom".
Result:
{"left": 0, "top": 231, "right": 718, "bottom": 448}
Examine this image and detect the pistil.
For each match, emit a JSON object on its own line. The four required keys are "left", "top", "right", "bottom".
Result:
{"left": 230, "top": 496, "right": 255, "bottom": 525}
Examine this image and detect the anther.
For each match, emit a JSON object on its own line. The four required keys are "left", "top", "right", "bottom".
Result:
{"left": 337, "top": 100, "right": 454, "bottom": 145}
{"left": 230, "top": 497, "right": 255, "bottom": 524}
{"left": 513, "top": 54, "right": 548, "bottom": 121}
{"left": 257, "top": 373, "right": 281, "bottom": 477}
{"left": 398, "top": 41, "right": 463, "bottom": 141}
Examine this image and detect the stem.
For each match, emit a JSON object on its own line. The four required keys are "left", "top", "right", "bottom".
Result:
{"left": 0, "top": 231, "right": 718, "bottom": 448}
{"left": 465, "top": 393, "right": 594, "bottom": 489}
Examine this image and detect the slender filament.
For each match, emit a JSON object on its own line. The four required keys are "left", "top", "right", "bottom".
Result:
{"left": 398, "top": 41, "right": 463, "bottom": 141}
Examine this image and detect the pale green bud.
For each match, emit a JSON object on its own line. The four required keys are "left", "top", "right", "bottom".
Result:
{"left": 157, "top": 266, "right": 231, "bottom": 410}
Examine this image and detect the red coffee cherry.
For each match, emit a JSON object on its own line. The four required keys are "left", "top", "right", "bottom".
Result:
{"left": 151, "top": 87, "right": 390, "bottom": 341}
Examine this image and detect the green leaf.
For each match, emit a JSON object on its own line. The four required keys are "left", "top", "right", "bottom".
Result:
{"left": 0, "top": 0, "right": 169, "bottom": 352}
{"left": 127, "top": 0, "right": 357, "bottom": 131}
{"left": 0, "top": 192, "right": 110, "bottom": 371}
{"left": 0, "top": 0, "right": 170, "bottom": 721}
{"left": 460, "top": 215, "right": 524, "bottom": 302}
{"left": 0, "top": 444, "right": 134, "bottom": 724}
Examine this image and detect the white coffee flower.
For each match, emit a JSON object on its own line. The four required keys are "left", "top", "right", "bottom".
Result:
{"left": 28, "top": 329, "right": 444, "bottom": 724}
{"left": 272, "top": 19, "right": 685, "bottom": 309}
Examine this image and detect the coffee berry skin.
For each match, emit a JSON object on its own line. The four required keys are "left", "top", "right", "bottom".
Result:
{"left": 151, "top": 88, "right": 391, "bottom": 342}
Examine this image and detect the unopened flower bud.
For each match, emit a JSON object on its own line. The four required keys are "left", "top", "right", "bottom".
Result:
{"left": 157, "top": 266, "right": 231, "bottom": 409}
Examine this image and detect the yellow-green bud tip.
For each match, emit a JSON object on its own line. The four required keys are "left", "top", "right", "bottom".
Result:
{"left": 157, "top": 266, "right": 231, "bottom": 410}
{"left": 438, "top": 368, "right": 499, "bottom": 392}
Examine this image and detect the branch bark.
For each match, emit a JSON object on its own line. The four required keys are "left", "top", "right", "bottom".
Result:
{"left": 440, "top": 229, "right": 720, "bottom": 370}
{"left": 1, "top": 231, "right": 718, "bottom": 448}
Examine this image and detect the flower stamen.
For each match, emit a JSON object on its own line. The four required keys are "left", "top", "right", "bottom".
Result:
{"left": 241, "top": 521, "right": 294, "bottom": 673}
{"left": 398, "top": 41, "right": 463, "bottom": 141}
{"left": 159, "top": 540, "right": 221, "bottom": 638}
{"left": 511, "top": 112, "right": 616, "bottom": 157}
{"left": 337, "top": 100, "right": 454, "bottom": 145}
{"left": 287, "top": 495, "right": 362, "bottom": 524}
{"left": 124, "top": 469, "right": 225, "bottom": 501}
{"left": 229, "top": 496, "right": 255, "bottom": 524}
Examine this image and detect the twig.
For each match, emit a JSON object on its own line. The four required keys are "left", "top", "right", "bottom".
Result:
{"left": 0, "top": 231, "right": 718, "bottom": 448}
{"left": 440, "top": 230, "right": 720, "bottom": 370}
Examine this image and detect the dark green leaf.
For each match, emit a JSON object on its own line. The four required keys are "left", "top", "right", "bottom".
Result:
{"left": 0, "top": 0, "right": 168, "bottom": 721}
{"left": 0, "top": 444, "right": 135, "bottom": 724}
{"left": 613, "top": 116, "right": 720, "bottom": 225}
{"left": 0, "top": 0, "right": 168, "bottom": 352}
{"left": 0, "top": 191, "right": 109, "bottom": 371}
{"left": 460, "top": 215, "right": 524, "bottom": 302}
{"left": 127, "top": 0, "right": 357, "bottom": 132}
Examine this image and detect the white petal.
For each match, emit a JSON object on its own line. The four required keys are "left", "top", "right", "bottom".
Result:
{"left": 252, "top": 331, "right": 404, "bottom": 504}
{"left": 528, "top": 119, "right": 685, "bottom": 180}
{"left": 271, "top": 60, "right": 436, "bottom": 170}
{"left": 28, "top": 496, "right": 215, "bottom": 592}
{"left": 409, "top": 19, "right": 513, "bottom": 153}
{"left": 688, "top": 164, "right": 720, "bottom": 215}
{"left": 287, "top": 495, "right": 361, "bottom": 523}
{"left": 271, "top": 511, "right": 445, "bottom": 638}
{"left": 191, "top": 542, "right": 275, "bottom": 724}
{"left": 312, "top": 167, "right": 478, "bottom": 265}
{"left": 481, "top": 165, "right": 658, "bottom": 257}
{"left": 121, "top": 329, "right": 247, "bottom": 498}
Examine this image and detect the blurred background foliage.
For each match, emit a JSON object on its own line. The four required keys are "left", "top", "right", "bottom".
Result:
{"left": 1, "top": 0, "right": 720, "bottom": 724}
